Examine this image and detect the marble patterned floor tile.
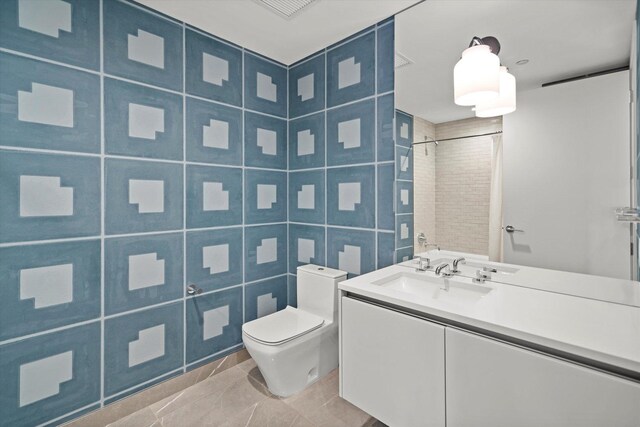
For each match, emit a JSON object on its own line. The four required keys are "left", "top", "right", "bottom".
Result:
{"left": 105, "top": 407, "right": 158, "bottom": 427}
{"left": 218, "top": 396, "right": 311, "bottom": 427}
{"left": 305, "top": 395, "right": 373, "bottom": 427}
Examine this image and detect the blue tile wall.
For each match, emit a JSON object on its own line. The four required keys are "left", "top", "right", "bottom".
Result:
{"left": 186, "top": 228, "right": 243, "bottom": 293}
{"left": 244, "top": 112, "right": 287, "bottom": 169}
{"left": 104, "top": 233, "right": 184, "bottom": 315}
{"left": 185, "top": 97, "right": 243, "bottom": 165}
{"left": 103, "top": 0, "right": 183, "bottom": 91}
{"left": 244, "top": 275, "right": 288, "bottom": 322}
{"left": 395, "top": 110, "right": 414, "bottom": 255}
{"left": 289, "top": 112, "right": 325, "bottom": 170}
{"left": 288, "top": 224, "right": 326, "bottom": 273}
{"left": 287, "top": 20, "right": 400, "bottom": 289}
{"left": 185, "top": 29, "right": 243, "bottom": 107}
{"left": 289, "top": 54, "right": 325, "bottom": 118}
{"left": 244, "top": 224, "right": 288, "bottom": 282}
{"left": 186, "top": 164, "right": 243, "bottom": 228}
{"left": 0, "top": 52, "right": 101, "bottom": 154}
{"left": 245, "top": 169, "right": 287, "bottom": 224}
{"left": 326, "top": 98, "right": 376, "bottom": 166}
{"left": 289, "top": 170, "right": 325, "bottom": 224}
{"left": 326, "top": 32, "right": 375, "bottom": 107}
{"left": 0, "top": 240, "right": 100, "bottom": 340}
{"left": 0, "top": 322, "right": 101, "bottom": 427}
{"left": 105, "top": 158, "right": 183, "bottom": 235}
{"left": 104, "top": 77, "right": 183, "bottom": 160}
{"left": 0, "top": 0, "right": 100, "bottom": 70}
{"left": 186, "top": 286, "right": 243, "bottom": 364}
{"left": 0, "top": 150, "right": 100, "bottom": 243}
{"left": 0, "top": 4, "right": 396, "bottom": 424}
{"left": 327, "top": 165, "right": 375, "bottom": 228}
{"left": 244, "top": 52, "right": 287, "bottom": 117}
{"left": 104, "top": 302, "right": 183, "bottom": 396}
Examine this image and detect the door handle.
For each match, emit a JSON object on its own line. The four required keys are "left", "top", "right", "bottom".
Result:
{"left": 503, "top": 225, "right": 524, "bottom": 233}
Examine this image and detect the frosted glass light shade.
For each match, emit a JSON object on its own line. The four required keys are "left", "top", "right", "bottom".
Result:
{"left": 475, "top": 66, "right": 517, "bottom": 117}
{"left": 454, "top": 45, "right": 501, "bottom": 106}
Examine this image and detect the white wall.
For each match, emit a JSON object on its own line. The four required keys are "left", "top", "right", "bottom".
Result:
{"left": 502, "top": 71, "right": 631, "bottom": 279}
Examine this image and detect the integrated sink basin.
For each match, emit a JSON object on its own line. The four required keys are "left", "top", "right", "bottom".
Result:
{"left": 371, "top": 272, "right": 493, "bottom": 305}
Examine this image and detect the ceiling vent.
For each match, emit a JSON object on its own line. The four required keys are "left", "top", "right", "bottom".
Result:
{"left": 395, "top": 52, "right": 413, "bottom": 69}
{"left": 255, "top": 0, "right": 318, "bottom": 19}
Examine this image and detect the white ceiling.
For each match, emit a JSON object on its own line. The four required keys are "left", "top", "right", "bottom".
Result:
{"left": 396, "top": 0, "right": 636, "bottom": 124}
{"left": 137, "top": 0, "right": 421, "bottom": 65}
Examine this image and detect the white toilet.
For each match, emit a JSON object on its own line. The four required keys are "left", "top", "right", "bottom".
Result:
{"left": 242, "top": 264, "right": 347, "bottom": 397}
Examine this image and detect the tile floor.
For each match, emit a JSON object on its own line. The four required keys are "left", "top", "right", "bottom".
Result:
{"left": 106, "top": 358, "right": 385, "bottom": 427}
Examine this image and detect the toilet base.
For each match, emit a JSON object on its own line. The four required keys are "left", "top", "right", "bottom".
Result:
{"left": 242, "top": 322, "right": 338, "bottom": 398}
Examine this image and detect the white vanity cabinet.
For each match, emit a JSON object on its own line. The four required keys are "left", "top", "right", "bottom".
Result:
{"left": 445, "top": 328, "right": 640, "bottom": 427}
{"left": 340, "top": 297, "right": 446, "bottom": 427}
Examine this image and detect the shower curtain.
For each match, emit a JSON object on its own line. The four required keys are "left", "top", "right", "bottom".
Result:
{"left": 488, "top": 134, "right": 504, "bottom": 262}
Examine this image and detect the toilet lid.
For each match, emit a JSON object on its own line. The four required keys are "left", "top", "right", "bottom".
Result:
{"left": 242, "top": 306, "right": 324, "bottom": 345}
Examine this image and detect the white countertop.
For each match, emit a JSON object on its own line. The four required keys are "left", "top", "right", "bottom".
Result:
{"left": 339, "top": 263, "right": 640, "bottom": 375}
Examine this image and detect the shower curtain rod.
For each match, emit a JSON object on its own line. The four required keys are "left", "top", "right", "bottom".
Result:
{"left": 412, "top": 130, "right": 503, "bottom": 146}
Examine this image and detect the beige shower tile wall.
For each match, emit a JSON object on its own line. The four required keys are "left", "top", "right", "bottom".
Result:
{"left": 413, "top": 117, "right": 437, "bottom": 249}
{"left": 434, "top": 117, "right": 501, "bottom": 255}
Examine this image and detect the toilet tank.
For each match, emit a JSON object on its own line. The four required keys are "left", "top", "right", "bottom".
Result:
{"left": 296, "top": 264, "right": 347, "bottom": 321}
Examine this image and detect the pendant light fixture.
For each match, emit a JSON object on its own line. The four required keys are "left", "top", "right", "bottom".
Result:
{"left": 454, "top": 36, "right": 501, "bottom": 106}
{"left": 475, "top": 66, "right": 517, "bottom": 117}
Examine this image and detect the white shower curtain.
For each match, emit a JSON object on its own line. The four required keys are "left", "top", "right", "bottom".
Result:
{"left": 488, "top": 134, "right": 503, "bottom": 262}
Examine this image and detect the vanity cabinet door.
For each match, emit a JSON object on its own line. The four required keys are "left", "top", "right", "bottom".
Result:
{"left": 445, "top": 328, "right": 640, "bottom": 427}
{"left": 341, "top": 297, "right": 446, "bottom": 427}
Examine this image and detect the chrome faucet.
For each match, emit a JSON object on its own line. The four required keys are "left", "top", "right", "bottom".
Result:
{"left": 413, "top": 256, "right": 431, "bottom": 272}
{"left": 452, "top": 257, "right": 466, "bottom": 273}
{"left": 473, "top": 269, "right": 492, "bottom": 284}
{"left": 435, "top": 262, "right": 454, "bottom": 277}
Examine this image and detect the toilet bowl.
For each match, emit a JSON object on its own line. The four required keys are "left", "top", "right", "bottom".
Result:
{"left": 242, "top": 264, "right": 347, "bottom": 397}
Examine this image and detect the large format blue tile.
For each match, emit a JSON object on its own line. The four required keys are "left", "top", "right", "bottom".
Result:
{"left": 103, "top": 0, "right": 183, "bottom": 91}
{"left": 396, "top": 214, "right": 414, "bottom": 249}
{"left": 104, "top": 302, "right": 183, "bottom": 397}
{"left": 0, "top": 0, "right": 100, "bottom": 70}
{"left": 186, "top": 165, "right": 242, "bottom": 228}
{"left": 244, "top": 169, "right": 287, "bottom": 224}
{"left": 326, "top": 32, "right": 375, "bottom": 107}
{"left": 327, "top": 165, "right": 375, "bottom": 228}
{"left": 396, "top": 246, "right": 414, "bottom": 263}
{"left": 327, "top": 227, "right": 375, "bottom": 278}
{"left": 105, "top": 233, "right": 183, "bottom": 315}
{"left": 0, "top": 150, "right": 100, "bottom": 243}
{"left": 396, "top": 180, "right": 414, "bottom": 215}
{"left": 244, "top": 112, "right": 287, "bottom": 170}
{"left": 289, "top": 112, "right": 325, "bottom": 170}
{"left": 326, "top": 98, "right": 375, "bottom": 166}
{"left": 0, "top": 323, "right": 100, "bottom": 427}
{"left": 289, "top": 54, "right": 325, "bottom": 118}
{"left": 185, "top": 29, "right": 243, "bottom": 107}
{"left": 186, "top": 286, "right": 242, "bottom": 364}
{"left": 244, "top": 53, "right": 287, "bottom": 117}
{"left": 245, "top": 276, "right": 288, "bottom": 322}
{"left": 289, "top": 170, "right": 325, "bottom": 224}
{"left": 186, "top": 228, "right": 243, "bottom": 293}
{"left": 0, "top": 240, "right": 100, "bottom": 341}
{"left": 288, "top": 224, "right": 325, "bottom": 274}
{"left": 185, "top": 97, "right": 242, "bottom": 165}
{"left": 395, "top": 110, "right": 413, "bottom": 148}
{"left": 0, "top": 52, "right": 100, "bottom": 154}
{"left": 377, "top": 93, "right": 395, "bottom": 162}
{"left": 244, "top": 224, "right": 287, "bottom": 282}
{"left": 377, "top": 163, "right": 395, "bottom": 230}
{"left": 377, "top": 232, "right": 395, "bottom": 269}
{"left": 396, "top": 145, "right": 413, "bottom": 181}
{"left": 377, "top": 21, "right": 394, "bottom": 94}
{"left": 105, "top": 158, "right": 183, "bottom": 235}
{"left": 104, "top": 78, "right": 183, "bottom": 161}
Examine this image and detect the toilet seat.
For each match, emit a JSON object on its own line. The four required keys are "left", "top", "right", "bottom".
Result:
{"left": 242, "top": 306, "right": 325, "bottom": 346}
